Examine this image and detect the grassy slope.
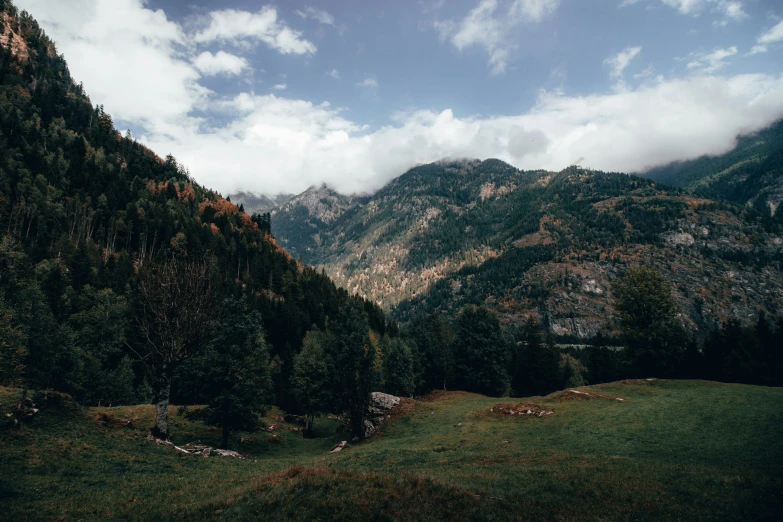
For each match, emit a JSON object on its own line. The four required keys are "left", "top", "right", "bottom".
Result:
{"left": 1, "top": 381, "right": 781, "bottom": 521}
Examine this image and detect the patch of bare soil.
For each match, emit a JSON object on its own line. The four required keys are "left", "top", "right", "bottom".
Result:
{"left": 489, "top": 402, "right": 554, "bottom": 417}
{"left": 548, "top": 389, "right": 626, "bottom": 402}
{"left": 619, "top": 378, "right": 658, "bottom": 385}
{"left": 94, "top": 412, "right": 138, "bottom": 429}
{"left": 418, "top": 390, "right": 482, "bottom": 403}
{"left": 387, "top": 397, "right": 416, "bottom": 422}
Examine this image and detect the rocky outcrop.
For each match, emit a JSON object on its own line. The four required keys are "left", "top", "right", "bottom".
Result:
{"left": 363, "top": 392, "right": 401, "bottom": 438}
{"left": 272, "top": 184, "right": 352, "bottom": 224}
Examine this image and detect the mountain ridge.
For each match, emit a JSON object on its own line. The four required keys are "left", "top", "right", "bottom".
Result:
{"left": 270, "top": 158, "right": 783, "bottom": 340}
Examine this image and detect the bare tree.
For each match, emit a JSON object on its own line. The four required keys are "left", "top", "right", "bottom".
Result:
{"left": 134, "top": 257, "right": 216, "bottom": 440}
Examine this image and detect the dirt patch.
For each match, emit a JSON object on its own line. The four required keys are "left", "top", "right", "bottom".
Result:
{"left": 418, "top": 390, "right": 482, "bottom": 403}
{"left": 619, "top": 378, "right": 658, "bottom": 385}
{"left": 512, "top": 232, "right": 553, "bottom": 248}
{"left": 489, "top": 402, "right": 554, "bottom": 417}
{"left": 94, "top": 412, "right": 137, "bottom": 429}
{"left": 387, "top": 397, "right": 416, "bottom": 422}
{"left": 548, "top": 389, "right": 626, "bottom": 402}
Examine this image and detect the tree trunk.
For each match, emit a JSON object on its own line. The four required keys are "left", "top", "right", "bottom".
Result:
{"left": 150, "top": 368, "right": 171, "bottom": 440}
{"left": 221, "top": 424, "right": 230, "bottom": 450}
{"left": 18, "top": 385, "right": 29, "bottom": 411}
{"left": 304, "top": 413, "right": 314, "bottom": 438}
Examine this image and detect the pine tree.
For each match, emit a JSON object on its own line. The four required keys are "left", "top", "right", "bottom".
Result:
{"left": 613, "top": 267, "right": 687, "bottom": 378}
{"left": 181, "top": 297, "right": 272, "bottom": 449}
{"left": 382, "top": 337, "right": 414, "bottom": 397}
{"left": 452, "top": 306, "right": 510, "bottom": 397}
{"left": 328, "top": 300, "right": 376, "bottom": 439}
{"left": 292, "top": 328, "right": 331, "bottom": 436}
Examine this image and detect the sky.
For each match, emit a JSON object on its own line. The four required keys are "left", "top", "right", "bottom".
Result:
{"left": 13, "top": 0, "right": 783, "bottom": 196}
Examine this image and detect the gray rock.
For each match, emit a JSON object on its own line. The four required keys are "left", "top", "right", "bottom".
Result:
{"left": 363, "top": 420, "right": 376, "bottom": 439}
{"left": 370, "top": 392, "right": 400, "bottom": 411}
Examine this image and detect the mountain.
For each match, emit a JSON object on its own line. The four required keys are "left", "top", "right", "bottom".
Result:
{"left": 271, "top": 159, "right": 783, "bottom": 340}
{"left": 643, "top": 120, "right": 783, "bottom": 218}
{"left": 270, "top": 183, "right": 356, "bottom": 259}
{"left": 0, "top": 1, "right": 384, "bottom": 406}
{"left": 228, "top": 191, "right": 293, "bottom": 215}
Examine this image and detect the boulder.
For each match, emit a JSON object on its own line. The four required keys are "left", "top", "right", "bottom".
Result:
{"left": 369, "top": 392, "right": 400, "bottom": 413}
{"left": 361, "top": 392, "right": 401, "bottom": 438}
{"left": 362, "top": 420, "right": 376, "bottom": 439}
{"left": 330, "top": 441, "right": 348, "bottom": 453}
{"left": 213, "top": 449, "right": 244, "bottom": 459}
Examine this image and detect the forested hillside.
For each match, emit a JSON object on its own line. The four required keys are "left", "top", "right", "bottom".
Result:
{"left": 643, "top": 120, "right": 783, "bottom": 216}
{"left": 272, "top": 159, "right": 783, "bottom": 340}
{"left": 0, "top": 1, "right": 392, "bottom": 440}
{"left": 2, "top": 0, "right": 781, "bottom": 449}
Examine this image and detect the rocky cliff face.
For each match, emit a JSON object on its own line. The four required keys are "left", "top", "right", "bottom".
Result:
{"left": 270, "top": 160, "right": 783, "bottom": 340}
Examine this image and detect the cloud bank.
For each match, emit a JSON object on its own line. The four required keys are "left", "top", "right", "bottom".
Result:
{"left": 15, "top": 0, "right": 783, "bottom": 197}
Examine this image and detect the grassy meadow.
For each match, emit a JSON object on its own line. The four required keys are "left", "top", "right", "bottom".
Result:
{"left": 1, "top": 380, "right": 781, "bottom": 521}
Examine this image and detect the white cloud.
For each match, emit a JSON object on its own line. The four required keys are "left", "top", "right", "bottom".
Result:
{"left": 685, "top": 46, "right": 737, "bottom": 73}
{"left": 15, "top": 0, "right": 207, "bottom": 135}
{"left": 357, "top": 77, "right": 379, "bottom": 88}
{"left": 327, "top": 69, "right": 340, "bottom": 79}
{"left": 15, "top": 0, "right": 783, "bottom": 199}
{"left": 295, "top": 6, "right": 335, "bottom": 26}
{"left": 746, "top": 20, "right": 783, "bottom": 55}
{"left": 758, "top": 20, "right": 783, "bottom": 45}
{"left": 662, "top": 0, "right": 708, "bottom": 15}
{"left": 193, "top": 51, "right": 249, "bottom": 76}
{"left": 273, "top": 83, "right": 287, "bottom": 90}
{"left": 193, "top": 6, "right": 316, "bottom": 55}
{"left": 661, "top": 0, "right": 747, "bottom": 23}
{"left": 605, "top": 46, "right": 642, "bottom": 82}
{"left": 420, "top": 0, "right": 447, "bottom": 14}
{"left": 141, "top": 72, "right": 783, "bottom": 197}
{"left": 434, "top": 0, "right": 560, "bottom": 75}
{"left": 719, "top": 1, "right": 746, "bottom": 21}
{"left": 633, "top": 65, "right": 656, "bottom": 79}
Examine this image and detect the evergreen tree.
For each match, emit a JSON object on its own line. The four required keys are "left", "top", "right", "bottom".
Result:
{"left": 181, "top": 297, "right": 272, "bottom": 449}
{"left": 292, "top": 328, "right": 331, "bottom": 436}
{"left": 451, "top": 306, "right": 510, "bottom": 397}
{"left": 328, "top": 300, "right": 376, "bottom": 439}
{"left": 382, "top": 336, "right": 414, "bottom": 397}
{"left": 0, "top": 298, "right": 26, "bottom": 387}
{"left": 408, "top": 313, "right": 452, "bottom": 394}
{"left": 515, "top": 317, "right": 561, "bottom": 396}
{"left": 613, "top": 267, "right": 687, "bottom": 378}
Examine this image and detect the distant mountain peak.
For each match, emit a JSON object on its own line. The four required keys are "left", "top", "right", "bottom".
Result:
{"left": 273, "top": 183, "right": 352, "bottom": 224}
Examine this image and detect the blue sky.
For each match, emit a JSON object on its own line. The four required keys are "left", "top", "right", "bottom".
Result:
{"left": 14, "top": 0, "right": 783, "bottom": 195}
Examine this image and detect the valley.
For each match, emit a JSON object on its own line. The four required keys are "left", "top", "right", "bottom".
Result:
{"left": 264, "top": 157, "right": 783, "bottom": 340}
{"left": 2, "top": 1, "right": 783, "bottom": 520}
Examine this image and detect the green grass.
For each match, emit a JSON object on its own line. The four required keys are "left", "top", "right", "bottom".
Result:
{"left": 1, "top": 380, "right": 782, "bottom": 521}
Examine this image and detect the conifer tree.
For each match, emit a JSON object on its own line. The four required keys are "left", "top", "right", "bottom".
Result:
{"left": 181, "top": 297, "right": 272, "bottom": 449}
{"left": 452, "top": 306, "right": 510, "bottom": 397}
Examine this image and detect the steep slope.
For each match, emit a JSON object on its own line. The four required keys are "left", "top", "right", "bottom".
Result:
{"left": 643, "top": 120, "right": 783, "bottom": 217}
{"left": 270, "top": 183, "right": 357, "bottom": 259}
{"left": 0, "top": 1, "right": 383, "bottom": 405}
{"left": 272, "top": 160, "right": 783, "bottom": 339}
